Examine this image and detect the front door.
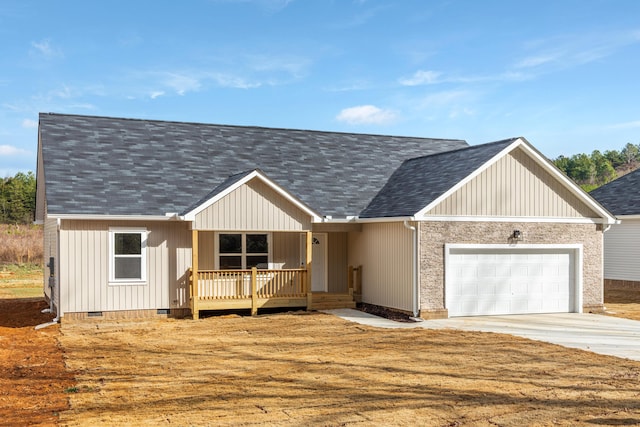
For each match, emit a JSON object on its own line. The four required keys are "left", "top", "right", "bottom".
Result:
{"left": 300, "top": 233, "right": 328, "bottom": 292}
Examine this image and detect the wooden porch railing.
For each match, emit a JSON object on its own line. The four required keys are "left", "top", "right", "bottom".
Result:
{"left": 348, "top": 265, "right": 362, "bottom": 297}
{"left": 189, "top": 267, "right": 308, "bottom": 318}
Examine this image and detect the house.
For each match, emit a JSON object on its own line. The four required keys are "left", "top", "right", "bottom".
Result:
{"left": 36, "top": 113, "right": 615, "bottom": 321}
{"left": 590, "top": 169, "right": 640, "bottom": 289}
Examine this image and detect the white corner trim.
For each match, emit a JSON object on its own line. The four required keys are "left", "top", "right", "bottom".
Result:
{"left": 182, "top": 170, "right": 321, "bottom": 222}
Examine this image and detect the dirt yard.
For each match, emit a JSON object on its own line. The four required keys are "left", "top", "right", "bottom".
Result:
{"left": 3, "top": 272, "right": 640, "bottom": 426}
{"left": 0, "top": 298, "right": 75, "bottom": 426}
{"left": 605, "top": 287, "right": 640, "bottom": 321}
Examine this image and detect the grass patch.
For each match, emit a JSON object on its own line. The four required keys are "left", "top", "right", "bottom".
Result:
{"left": 0, "top": 263, "right": 43, "bottom": 299}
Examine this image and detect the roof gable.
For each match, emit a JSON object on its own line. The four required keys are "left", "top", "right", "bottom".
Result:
{"left": 425, "top": 146, "right": 604, "bottom": 218}
{"left": 38, "top": 113, "right": 468, "bottom": 218}
{"left": 183, "top": 169, "right": 321, "bottom": 227}
{"left": 360, "top": 137, "right": 615, "bottom": 224}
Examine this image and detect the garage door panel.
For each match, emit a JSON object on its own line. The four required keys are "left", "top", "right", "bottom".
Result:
{"left": 447, "top": 247, "right": 576, "bottom": 317}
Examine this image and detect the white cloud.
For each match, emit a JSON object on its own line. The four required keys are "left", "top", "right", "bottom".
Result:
{"left": 398, "top": 70, "right": 442, "bottom": 86}
{"left": 514, "top": 52, "right": 561, "bottom": 69}
{"left": 21, "top": 119, "right": 38, "bottom": 129}
{"left": 514, "top": 29, "right": 640, "bottom": 72}
{"left": 163, "top": 73, "right": 202, "bottom": 95}
{"left": 419, "top": 90, "right": 470, "bottom": 107}
{"left": 209, "top": 73, "right": 262, "bottom": 89}
{"left": 0, "top": 145, "right": 29, "bottom": 156}
{"left": 606, "top": 120, "right": 640, "bottom": 130}
{"left": 150, "top": 91, "right": 165, "bottom": 99}
{"left": 336, "top": 105, "right": 397, "bottom": 125}
{"left": 30, "top": 38, "right": 62, "bottom": 58}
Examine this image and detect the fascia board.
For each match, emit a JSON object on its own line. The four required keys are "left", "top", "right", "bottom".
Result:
{"left": 515, "top": 139, "right": 617, "bottom": 225}
{"left": 46, "top": 214, "right": 176, "bottom": 221}
{"left": 419, "top": 215, "right": 603, "bottom": 224}
{"left": 355, "top": 216, "right": 416, "bottom": 223}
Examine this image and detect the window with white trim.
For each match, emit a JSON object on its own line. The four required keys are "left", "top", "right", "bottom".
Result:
{"left": 109, "top": 228, "right": 147, "bottom": 283}
{"left": 217, "top": 233, "right": 270, "bottom": 270}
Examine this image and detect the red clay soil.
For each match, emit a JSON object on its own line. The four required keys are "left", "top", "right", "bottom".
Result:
{"left": 0, "top": 298, "right": 75, "bottom": 426}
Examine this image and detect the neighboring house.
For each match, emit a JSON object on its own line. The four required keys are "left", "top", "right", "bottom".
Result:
{"left": 36, "top": 113, "right": 615, "bottom": 321}
{"left": 590, "top": 169, "right": 640, "bottom": 289}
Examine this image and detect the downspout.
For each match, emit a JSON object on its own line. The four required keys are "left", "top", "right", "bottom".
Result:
{"left": 600, "top": 221, "right": 613, "bottom": 314}
{"left": 54, "top": 217, "right": 61, "bottom": 322}
{"left": 403, "top": 220, "right": 421, "bottom": 320}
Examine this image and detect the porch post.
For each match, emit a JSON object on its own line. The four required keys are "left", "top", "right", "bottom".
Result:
{"left": 192, "top": 229, "right": 199, "bottom": 320}
{"left": 306, "top": 231, "right": 313, "bottom": 310}
{"left": 251, "top": 267, "right": 258, "bottom": 316}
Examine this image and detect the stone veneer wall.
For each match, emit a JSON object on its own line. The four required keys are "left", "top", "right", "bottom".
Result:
{"left": 418, "top": 221, "right": 604, "bottom": 319}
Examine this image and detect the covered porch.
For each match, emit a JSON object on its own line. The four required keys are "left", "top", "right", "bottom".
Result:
{"left": 182, "top": 170, "right": 360, "bottom": 319}
{"left": 188, "top": 230, "right": 361, "bottom": 319}
{"left": 191, "top": 230, "right": 303, "bottom": 318}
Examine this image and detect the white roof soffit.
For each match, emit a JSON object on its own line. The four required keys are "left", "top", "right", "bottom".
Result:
{"left": 414, "top": 137, "right": 616, "bottom": 225}
{"left": 182, "top": 169, "right": 322, "bottom": 223}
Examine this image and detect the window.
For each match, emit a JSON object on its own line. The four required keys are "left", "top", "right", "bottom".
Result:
{"left": 109, "top": 228, "right": 147, "bottom": 283}
{"left": 217, "top": 233, "right": 269, "bottom": 270}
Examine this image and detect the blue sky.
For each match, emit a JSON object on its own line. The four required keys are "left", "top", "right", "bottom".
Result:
{"left": 2, "top": 0, "right": 640, "bottom": 177}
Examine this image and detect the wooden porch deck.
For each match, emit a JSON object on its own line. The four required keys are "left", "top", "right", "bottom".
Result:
{"left": 189, "top": 267, "right": 359, "bottom": 319}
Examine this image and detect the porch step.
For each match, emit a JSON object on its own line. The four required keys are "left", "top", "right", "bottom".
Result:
{"left": 310, "top": 293, "right": 356, "bottom": 310}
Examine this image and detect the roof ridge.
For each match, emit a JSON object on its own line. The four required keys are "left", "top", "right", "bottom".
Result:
{"left": 39, "top": 112, "right": 467, "bottom": 143}
{"left": 401, "top": 137, "right": 519, "bottom": 163}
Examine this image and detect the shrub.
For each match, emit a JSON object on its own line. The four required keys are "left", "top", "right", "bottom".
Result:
{"left": 0, "top": 224, "right": 43, "bottom": 265}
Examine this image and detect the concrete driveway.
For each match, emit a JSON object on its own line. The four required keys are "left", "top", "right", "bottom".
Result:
{"left": 326, "top": 309, "right": 640, "bottom": 362}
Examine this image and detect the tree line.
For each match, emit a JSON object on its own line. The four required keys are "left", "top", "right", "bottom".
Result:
{"left": 0, "top": 172, "right": 36, "bottom": 224}
{"left": 552, "top": 142, "right": 640, "bottom": 192}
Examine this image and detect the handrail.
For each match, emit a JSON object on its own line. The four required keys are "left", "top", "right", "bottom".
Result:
{"left": 193, "top": 268, "right": 308, "bottom": 300}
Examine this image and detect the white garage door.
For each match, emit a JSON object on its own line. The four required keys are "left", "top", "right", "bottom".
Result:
{"left": 446, "top": 247, "right": 576, "bottom": 317}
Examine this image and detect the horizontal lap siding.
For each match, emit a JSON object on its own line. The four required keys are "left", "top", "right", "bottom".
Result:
{"left": 603, "top": 220, "right": 640, "bottom": 281}
{"left": 427, "top": 148, "right": 599, "bottom": 218}
{"left": 195, "top": 179, "right": 311, "bottom": 231}
{"left": 348, "top": 223, "right": 413, "bottom": 312}
{"left": 59, "top": 220, "right": 192, "bottom": 315}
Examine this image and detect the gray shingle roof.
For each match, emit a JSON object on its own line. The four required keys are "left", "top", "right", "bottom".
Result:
{"left": 360, "top": 138, "right": 518, "bottom": 218}
{"left": 590, "top": 168, "right": 640, "bottom": 216}
{"left": 39, "top": 113, "right": 468, "bottom": 218}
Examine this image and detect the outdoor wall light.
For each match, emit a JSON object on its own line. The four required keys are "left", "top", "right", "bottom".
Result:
{"left": 512, "top": 230, "right": 522, "bottom": 240}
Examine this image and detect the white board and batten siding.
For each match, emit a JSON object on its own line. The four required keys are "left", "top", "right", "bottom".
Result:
{"left": 445, "top": 244, "right": 582, "bottom": 317}
{"left": 194, "top": 178, "right": 312, "bottom": 231}
{"left": 348, "top": 222, "right": 414, "bottom": 312}
{"left": 603, "top": 219, "right": 640, "bottom": 282}
{"left": 426, "top": 147, "right": 600, "bottom": 218}
{"left": 58, "top": 220, "right": 192, "bottom": 315}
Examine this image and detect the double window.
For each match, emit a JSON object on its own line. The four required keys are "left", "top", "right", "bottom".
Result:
{"left": 217, "top": 233, "right": 269, "bottom": 270}
{"left": 109, "top": 228, "right": 147, "bottom": 283}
